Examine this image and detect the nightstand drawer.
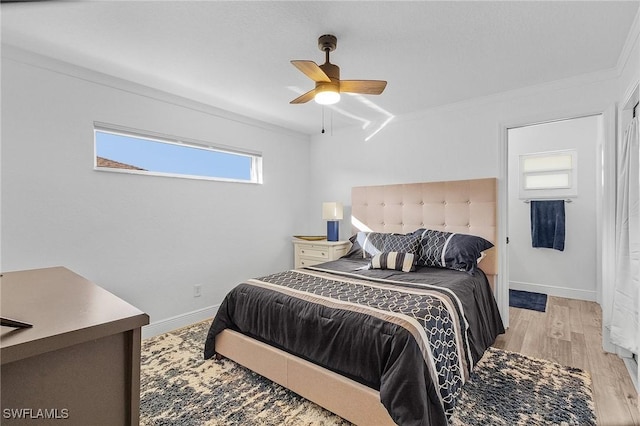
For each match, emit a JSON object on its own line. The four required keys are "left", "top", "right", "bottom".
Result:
{"left": 298, "top": 258, "right": 325, "bottom": 268}
{"left": 293, "top": 239, "right": 351, "bottom": 269}
{"left": 296, "top": 246, "right": 329, "bottom": 260}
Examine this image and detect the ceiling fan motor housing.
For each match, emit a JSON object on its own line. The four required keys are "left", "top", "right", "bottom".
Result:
{"left": 318, "top": 34, "right": 337, "bottom": 52}
{"left": 319, "top": 62, "right": 340, "bottom": 81}
{"left": 316, "top": 62, "right": 340, "bottom": 94}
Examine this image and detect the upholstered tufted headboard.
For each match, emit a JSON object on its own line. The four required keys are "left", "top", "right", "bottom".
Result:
{"left": 351, "top": 178, "right": 498, "bottom": 289}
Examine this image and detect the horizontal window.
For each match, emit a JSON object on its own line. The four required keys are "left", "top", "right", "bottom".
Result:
{"left": 524, "top": 173, "right": 570, "bottom": 190}
{"left": 94, "top": 124, "right": 262, "bottom": 184}
{"left": 522, "top": 153, "right": 572, "bottom": 173}
{"left": 519, "top": 150, "right": 577, "bottom": 200}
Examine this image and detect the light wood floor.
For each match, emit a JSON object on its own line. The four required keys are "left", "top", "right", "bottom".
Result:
{"left": 493, "top": 296, "right": 639, "bottom": 426}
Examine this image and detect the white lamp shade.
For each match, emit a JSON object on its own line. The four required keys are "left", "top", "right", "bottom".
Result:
{"left": 322, "top": 202, "right": 343, "bottom": 220}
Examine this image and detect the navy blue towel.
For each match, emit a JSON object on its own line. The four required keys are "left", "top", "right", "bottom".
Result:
{"left": 530, "top": 200, "right": 565, "bottom": 251}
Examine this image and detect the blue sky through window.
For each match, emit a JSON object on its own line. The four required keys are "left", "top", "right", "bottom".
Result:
{"left": 95, "top": 131, "right": 252, "bottom": 181}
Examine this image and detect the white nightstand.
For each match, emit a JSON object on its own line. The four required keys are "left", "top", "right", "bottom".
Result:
{"left": 293, "top": 239, "right": 351, "bottom": 268}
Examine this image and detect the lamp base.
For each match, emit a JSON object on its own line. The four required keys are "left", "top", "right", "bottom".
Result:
{"left": 326, "top": 221, "right": 339, "bottom": 242}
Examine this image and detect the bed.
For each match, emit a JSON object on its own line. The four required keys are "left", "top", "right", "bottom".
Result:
{"left": 204, "top": 178, "right": 504, "bottom": 426}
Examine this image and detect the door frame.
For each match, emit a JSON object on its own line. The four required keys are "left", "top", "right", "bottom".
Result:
{"left": 497, "top": 106, "right": 616, "bottom": 329}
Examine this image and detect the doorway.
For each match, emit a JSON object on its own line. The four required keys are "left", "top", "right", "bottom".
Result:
{"left": 498, "top": 113, "right": 607, "bottom": 328}
{"left": 507, "top": 115, "right": 603, "bottom": 300}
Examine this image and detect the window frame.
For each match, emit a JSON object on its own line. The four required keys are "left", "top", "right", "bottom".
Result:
{"left": 519, "top": 149, "right": 577, "bottom": 200}
{"left": 93, "top": 122, "right": 263, "bottom": 184}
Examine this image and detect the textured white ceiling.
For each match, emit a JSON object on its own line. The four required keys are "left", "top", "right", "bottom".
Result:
{"left": 2, "top": 1, "right": 638, "bottom": 135}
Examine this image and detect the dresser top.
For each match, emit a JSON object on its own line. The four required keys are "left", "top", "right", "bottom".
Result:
{"left": 1, "top": 266, "right": 149, "bottom": 364}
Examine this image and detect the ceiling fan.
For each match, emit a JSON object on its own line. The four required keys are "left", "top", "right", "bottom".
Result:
{"left": 290, "top": 34, "right": 387, "bottom": 105}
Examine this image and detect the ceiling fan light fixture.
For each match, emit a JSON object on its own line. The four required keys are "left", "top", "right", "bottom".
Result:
{"left": 314, "top": 90, "right": 340, "bottom": 105}
{"left": 314, "top": 82, "right": 340, "bottom": 105}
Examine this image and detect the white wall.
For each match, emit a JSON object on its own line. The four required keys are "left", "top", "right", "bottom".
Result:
{"left": 507, "top": 115, "right": 601, "bottom": 301}
{"left": 1, "top": 50, "right": 311, "bottom": 335}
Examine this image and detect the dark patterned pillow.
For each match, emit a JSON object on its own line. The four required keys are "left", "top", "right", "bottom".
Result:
{"left": 369, "top": 252, "right": 416, "bottom": 272}
{"left": 413, "top": 229, "right": 451, "bottom": 267}
{"left": 413, "top": 228, "right": 493, "bottom": 273}
{"left": 343, "top": 232, "right": 389, "bottom": 259}
{"left": 383, "top": 233, "right": 420, "bottom": 254}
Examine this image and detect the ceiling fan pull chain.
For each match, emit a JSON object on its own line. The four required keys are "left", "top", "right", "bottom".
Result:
{"left": 321, "top": 106, "right": 325, "bottom": 134}
{"left": 331, "top": 108, "right": 333, "bottom": 136}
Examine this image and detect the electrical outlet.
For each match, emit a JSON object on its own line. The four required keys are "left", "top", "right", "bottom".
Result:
{"left": 194, "top": 284, "right": 202, "bottom": 298}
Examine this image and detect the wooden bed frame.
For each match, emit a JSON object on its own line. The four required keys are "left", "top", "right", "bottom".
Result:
{"left": 215, "top": 178, "right": 498, "bottom": 425}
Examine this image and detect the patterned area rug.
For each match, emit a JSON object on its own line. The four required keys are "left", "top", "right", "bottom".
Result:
{"left": 140, "top": 321, "right": 596, "bottom": 426}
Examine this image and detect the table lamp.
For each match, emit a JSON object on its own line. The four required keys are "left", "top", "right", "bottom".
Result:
{"left": 322, "top": 202, "right": 343, "bottom": 242}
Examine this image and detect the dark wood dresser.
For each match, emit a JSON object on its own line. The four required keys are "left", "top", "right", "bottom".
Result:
{"left": 1, "top": 266, "right": 149, "bottom": 425}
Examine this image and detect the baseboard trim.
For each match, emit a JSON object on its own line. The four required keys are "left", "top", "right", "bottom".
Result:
{"left": 509, "top": 281, "right": 596, "bottom": 302}
{"left": 142, "top": 304, "right": 220, "bottom": 339}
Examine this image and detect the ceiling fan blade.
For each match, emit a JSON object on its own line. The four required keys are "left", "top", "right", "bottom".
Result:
{"left": 291, "top": 60, "right": 331, "bottom": 83}
{"left": 340, "top": 80, "right": 387, "bottom": 95}
{"left": 290, "top": 89, "right": 317, "bottom": 104}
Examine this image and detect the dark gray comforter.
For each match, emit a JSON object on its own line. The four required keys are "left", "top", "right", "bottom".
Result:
{"left": 204, "top": 258, "right": 504, "bottom": 426}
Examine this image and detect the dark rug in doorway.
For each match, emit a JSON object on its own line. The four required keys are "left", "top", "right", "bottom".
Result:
{"left": 140, "top": 321, "right": 595, "bottom": 426}
{"left": 509, "top": 289, "right": 548, "bottom": 312}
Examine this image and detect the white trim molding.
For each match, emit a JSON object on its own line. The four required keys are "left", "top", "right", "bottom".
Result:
{"left": 398, "top": 67, "right": 619, "bottom": 126}
{"left": 616, "top": 7, "right": 640, "bottom": 74}
{"left": 142, "top": 304, "right": 219, "bottom": 339}
{"left": 497, "top": 124, "right": 510, "bottom": 329}
{"left": 622, "top": 80, "right": 639, "bottom": 111}
{"left": 509, "top": 281, "right": 597, "bottom": 302}
{"left": 1, "top": 44, "right": 307, "bottom": 140}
